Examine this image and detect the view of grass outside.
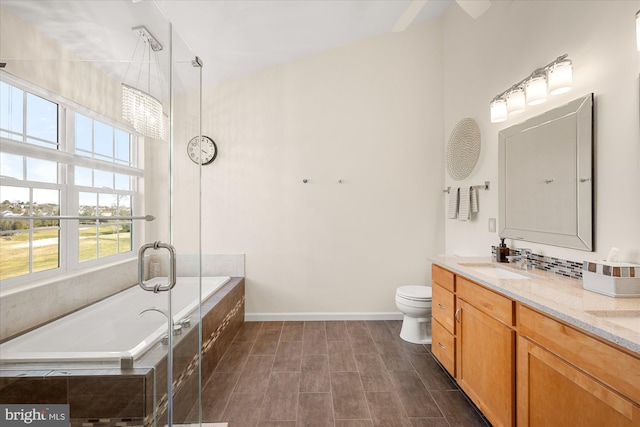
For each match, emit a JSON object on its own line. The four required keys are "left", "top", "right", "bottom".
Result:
{"left": 1, "top": 78, "right": 137, "bottom": 283}
{"left": 0, "top": 224, "right": 131, "bottom": 280}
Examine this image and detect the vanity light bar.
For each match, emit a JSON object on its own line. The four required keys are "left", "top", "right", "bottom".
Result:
{"left": 490, "top": 54, "right": 572, "bottom": 123}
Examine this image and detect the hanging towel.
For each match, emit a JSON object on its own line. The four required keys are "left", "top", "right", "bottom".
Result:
{"left": 458, "top": 187, "right": 471, "bottom": 221}
{"left": 447, "top": 188, "right": 459, "bottom": 219}
{"left": 470, "top": 187, "right": 479, "bottom": 213}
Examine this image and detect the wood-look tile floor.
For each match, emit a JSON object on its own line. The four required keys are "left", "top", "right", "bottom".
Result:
{"left": 202, "top": 320, "right": 490, "bottom": 427}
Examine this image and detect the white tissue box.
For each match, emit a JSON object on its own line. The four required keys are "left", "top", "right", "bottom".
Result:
{"left": 582, "top": 261, "right": 640, "bottom": 298}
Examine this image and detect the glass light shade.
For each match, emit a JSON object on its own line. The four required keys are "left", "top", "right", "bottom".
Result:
{"left": 525, "top": 75, "right": 547, "bottom": 105}
{"left": 548, "top": 59, "right": 572, "bottom": 95}
{"left": 506, "top": 87, "right": 526, "bottom": 115}
{"left": 122, "top": 84, "right": 167, "bottom": 140}
{"left": 490, "top": 98, "right": 508, "bottom": 123}
{"left": 636, "top": 10, "right": 639, "bottom": 51}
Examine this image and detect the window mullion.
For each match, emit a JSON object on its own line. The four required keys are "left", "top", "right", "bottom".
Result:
{"left": 1, "top": 75, "right": 139, "bottom": 287}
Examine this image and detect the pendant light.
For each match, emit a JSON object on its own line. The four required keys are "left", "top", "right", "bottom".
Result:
{"left": 122, "top": 26, "right": 167, "bottom": 140}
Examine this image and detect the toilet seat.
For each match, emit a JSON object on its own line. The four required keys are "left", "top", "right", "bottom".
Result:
{"left": 396, "top": 285, "right": 432, "bottom": 302}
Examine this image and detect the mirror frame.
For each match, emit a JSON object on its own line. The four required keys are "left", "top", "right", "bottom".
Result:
{"left": 499, "top": 93, "right": 594, "bottom": 251}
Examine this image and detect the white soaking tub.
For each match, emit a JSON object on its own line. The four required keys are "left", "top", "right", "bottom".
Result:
{"left": 0, "top": 276, "right": 230, "bottom": 365}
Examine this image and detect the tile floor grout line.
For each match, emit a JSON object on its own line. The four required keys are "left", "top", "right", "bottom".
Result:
{"left": 208, "top": 320, "right": 491, "bottom": 427}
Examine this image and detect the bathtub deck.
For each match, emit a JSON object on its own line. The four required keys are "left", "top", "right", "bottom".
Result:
{"left": 0, "top": 277, "right": 245, "bottom": 427}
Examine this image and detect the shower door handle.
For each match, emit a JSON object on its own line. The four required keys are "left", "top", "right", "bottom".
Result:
{"left": 138, "top": 241, "right": 177, "bottom": 293}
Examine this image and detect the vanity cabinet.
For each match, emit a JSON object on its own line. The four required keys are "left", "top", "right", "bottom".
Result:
{"left": 430, "top": 263, "right": 640, "bottom": 427}
{"left": 456, "top": 277, "right": 515, "bottom": 427}
{"left": 431, "top": 265, "right": 456, "bottom": 376}
{"left": 517, "top": 305, "right": 640, "bottom": 426}
{"left": 430, "top": 265, "right": 516, "bottom": 427}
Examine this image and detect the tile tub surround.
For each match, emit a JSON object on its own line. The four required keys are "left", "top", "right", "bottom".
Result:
{"left": 199, "top": 320, "right": 489, "bottom": 426}
{"left": 431, "top": 256, "right": 640, "bottom": 355}
{"left": 0, "top": 278, "right": 245, "bottom": 427}
{"left": 0, "top": 258, "right": 138, "bottom": 341}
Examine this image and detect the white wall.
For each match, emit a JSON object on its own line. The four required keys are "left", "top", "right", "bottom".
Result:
{"left": 172, "top": 20, "right": 446, "bottom": 317}
{"left": 443, "top": 0, "right": 640, "bottom": 263}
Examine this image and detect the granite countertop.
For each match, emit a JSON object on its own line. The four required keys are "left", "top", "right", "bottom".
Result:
{"left": 430, "top": 256, "right": 640, "bottom": 355}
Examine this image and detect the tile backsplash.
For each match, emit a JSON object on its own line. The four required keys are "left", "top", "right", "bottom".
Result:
{"left": 491, "top": 247, "right": 583, "bottom": 280}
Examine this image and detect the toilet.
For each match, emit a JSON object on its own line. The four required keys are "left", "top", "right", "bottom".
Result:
{"left": 395, "top": 285, "right": 432, "bottom": 344}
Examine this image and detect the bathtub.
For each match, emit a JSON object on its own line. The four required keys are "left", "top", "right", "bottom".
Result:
{"left": 0, "top": 276, "right": 230, "bottom": 365}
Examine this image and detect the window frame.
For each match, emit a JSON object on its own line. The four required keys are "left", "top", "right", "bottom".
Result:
{"left": 0, "top": 72, "right": 144, "bottom": 288}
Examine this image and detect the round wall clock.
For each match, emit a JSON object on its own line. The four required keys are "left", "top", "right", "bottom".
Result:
{"left": 187, "top": 135, "right": 217, "bottom": 165}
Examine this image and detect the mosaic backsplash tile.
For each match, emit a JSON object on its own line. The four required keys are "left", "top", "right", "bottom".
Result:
{"left": 491, "top": 247, "right": 584, "bottom": 280}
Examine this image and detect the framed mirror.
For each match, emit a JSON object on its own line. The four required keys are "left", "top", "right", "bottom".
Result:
{"left": 499, "top": 93, "right": 593, "bottom": 251}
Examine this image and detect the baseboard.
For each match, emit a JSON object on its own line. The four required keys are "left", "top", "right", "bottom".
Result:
{"left": 245, "top": 312, "right": 404, "bottom": 321}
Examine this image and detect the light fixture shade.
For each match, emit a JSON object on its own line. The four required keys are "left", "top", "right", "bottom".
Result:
{"left": 636, "top": 10, "right": 639, "bottom": 51}
{"left": 122, "top": 84, "right": 167, "bottom": 140}
{"left": 506, "top": 87, "right": 526, "bottom": 115}
{"left": 525, "top": 74, "right": 547, "bottom": 105}
{"left": 490, "top": 98, "right": 508, "bottom": 123}
{"left": 548, "top": 59, "right": 572, "bottom": 95}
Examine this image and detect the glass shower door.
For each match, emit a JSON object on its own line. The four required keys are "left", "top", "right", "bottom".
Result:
{"left": 0, "top": 1, "right": 205, "bottom": 426}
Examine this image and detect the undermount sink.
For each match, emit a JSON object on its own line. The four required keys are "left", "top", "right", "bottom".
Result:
{"left": 585, "top": 310, "right": 640, "bottom": 330}
{"left": 460, "top": 263, "right": 530, "bottom": 280}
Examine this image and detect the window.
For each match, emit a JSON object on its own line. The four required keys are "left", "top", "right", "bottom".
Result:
{"left": 0, "top": 75, "right": 142, "bottom": 285}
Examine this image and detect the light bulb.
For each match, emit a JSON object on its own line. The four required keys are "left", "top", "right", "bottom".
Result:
{"left": 525, "top": 74, "right": 547, "bottom": 105}
{"left": 506, "top": 87, "right": 526, "bottom": 115}
{"left": 490, "top": 98, "right": 507, "bottom": 123}
{"left": 548, "top": 59, "right": 572, "bottom": 95}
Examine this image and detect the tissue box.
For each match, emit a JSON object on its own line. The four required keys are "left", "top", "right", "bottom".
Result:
{"left": 582, "top": 261, "right": 640, "bottom": 298}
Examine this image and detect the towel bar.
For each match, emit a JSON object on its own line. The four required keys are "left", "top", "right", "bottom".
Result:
{"left": 443, "top": 181, "right": 490, "bottom": 194}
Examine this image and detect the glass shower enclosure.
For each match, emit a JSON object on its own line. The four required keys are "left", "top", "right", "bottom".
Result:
{"left": 0, "top": 1, "right": 206, "bottom": 425}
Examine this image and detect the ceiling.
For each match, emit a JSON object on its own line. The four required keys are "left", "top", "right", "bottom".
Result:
{"left": 1, "top": 0, "right": 479, "bottom": 89}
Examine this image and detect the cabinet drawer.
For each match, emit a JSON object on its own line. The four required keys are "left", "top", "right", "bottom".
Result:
{"left": 432, "top": 318, "right": 455, "bottom": 376}
{"left": 519, "top": 305, "right": 640, "bottom": 404}
{"left": 457, "top": 276, "right": 514, "bottom": 326}
{"left": 432, "top": 282, "right": 455, "bottom": 333}
{"left": 432, "top": 264, "right": 455, "bottom": 292}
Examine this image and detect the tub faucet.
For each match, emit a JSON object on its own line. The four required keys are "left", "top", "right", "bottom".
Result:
{"left": 138, "top": 307, "right": 182, "bottom": 342}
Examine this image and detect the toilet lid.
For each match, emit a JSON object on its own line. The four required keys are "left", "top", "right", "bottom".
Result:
{"left": 396, "top": 285, "right": 432, "bottom": 301}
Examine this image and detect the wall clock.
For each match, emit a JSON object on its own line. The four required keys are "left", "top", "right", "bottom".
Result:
{"left": 187, "top": 135, "right": 217, "bottom": 165}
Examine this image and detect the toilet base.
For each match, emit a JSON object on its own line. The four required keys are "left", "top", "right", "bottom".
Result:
{"left": 399, "top": 315, "right": 432, "bottom": 345}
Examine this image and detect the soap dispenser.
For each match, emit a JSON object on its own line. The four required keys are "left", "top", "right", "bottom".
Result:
{"left": 498, "top": 238, "right": 509, "bottom": 263}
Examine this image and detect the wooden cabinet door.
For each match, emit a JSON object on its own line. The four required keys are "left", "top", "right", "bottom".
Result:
{"left": 456, "top": 299, "right": 515, "bottom": 427}
{"left": 517, "top": 336, "right": 640, "bottom": 427}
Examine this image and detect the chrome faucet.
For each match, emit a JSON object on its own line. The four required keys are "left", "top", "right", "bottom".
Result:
{"left": 508, "top": 248, "right": 533, "bottom": 271}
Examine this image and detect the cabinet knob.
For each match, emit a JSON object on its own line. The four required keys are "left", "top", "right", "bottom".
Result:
{"left": 438, "top": 304, "right": 446, "bottom": 310}
{"left": 438, "top": 342, "right": 446, "bottom": 349}
{"left": 455, "top": 308, "right": 461, "bottom": 323}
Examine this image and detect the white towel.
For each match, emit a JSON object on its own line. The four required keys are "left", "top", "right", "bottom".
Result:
{"left": 447, "top": 188, "right": 459, "bottom": 219}
{"left": 458, "top": 187, "right": 470, "bottom": 221}
{"left": 470, "top": 187, "right": 478, "bottom": 213}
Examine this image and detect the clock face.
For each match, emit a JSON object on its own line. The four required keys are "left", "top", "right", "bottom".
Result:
{"left": 187, "top": 136, "right": 217, "bottom": 165}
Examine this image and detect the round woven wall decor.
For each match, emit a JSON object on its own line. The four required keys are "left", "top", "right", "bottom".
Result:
{"left": 446, "top": 118, "right": 481, "bottom": 180}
